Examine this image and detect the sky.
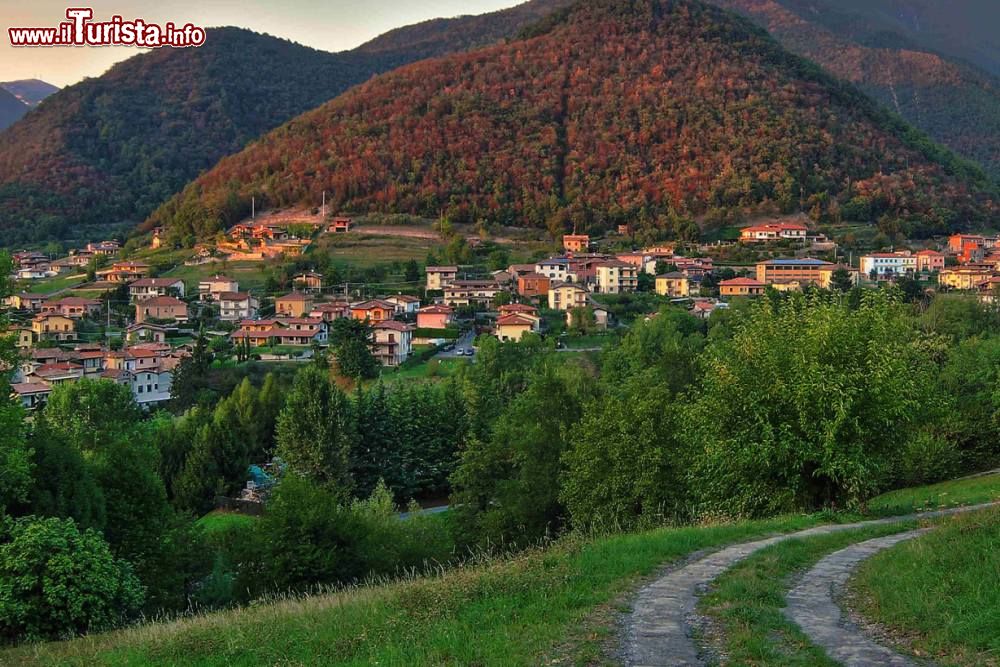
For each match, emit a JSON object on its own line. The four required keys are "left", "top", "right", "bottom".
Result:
{"left": 0, "top": 0, "right": 524, "bottom": 88}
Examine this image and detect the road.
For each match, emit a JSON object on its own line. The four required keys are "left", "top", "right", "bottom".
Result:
{"left": 434, "top": 329, "right": 477, "bottom": 359}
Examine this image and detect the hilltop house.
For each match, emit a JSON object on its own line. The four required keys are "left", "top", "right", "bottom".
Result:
{"left": 563, "top": 234, "right": 590, "bottom": 253}
{"left": 739, "top": 222, "right": 808, "bottom": 243}
{"left": 327, "top": 217, "right": 353, "bottom": 233}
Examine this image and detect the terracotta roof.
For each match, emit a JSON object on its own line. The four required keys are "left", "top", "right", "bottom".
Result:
{"left": 277, "top": 292, "right": 311, "bottom": 301}
{"left": 418, "top": 305, "right": 454, "bottom": 315}
{"left": 720, "top": 278, "right": 766, "bottom": 287}
{"left": 11, "top": 382, "right": 51, "bottom": 395}
{"left": 45, "top": 297, "right": 100, "bottom": 306}
{"left": 497, "top": 314, "right": 536, "bottom": 326}
{"left": 499, "top": 304, "right": 538, "bottom": 313}
{"left": 375, "top": 321, "right": 413, "bottom": 332}
{"left": 218, "top": 292, "right": 253, "bottom": 301}
{"left": 141, "top": 296, "right": 186, "bottom": 307}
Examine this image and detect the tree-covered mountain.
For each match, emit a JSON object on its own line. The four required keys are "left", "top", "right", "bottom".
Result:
{"left": 0, "top": 89, "right": 27, "bottom": 132}
{"left": 150, "top": 0, "right": 995, "bottom": 245}
{"left": 0, "top": 79, "right": 60, "bottom": 107}
{"left": 706, "top": 0, "right": 1000, "bottom": 180}
{"left": 0, "top": 2, "right": 572, "bottom": 248}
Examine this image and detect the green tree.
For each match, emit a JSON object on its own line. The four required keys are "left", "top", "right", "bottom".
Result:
{"left": 403, "top": 259, "right": 421, "bottom": 283}
{"left": 330, "top": 318, "right": 378, "bottom": 379}
{"left": 40, "top": 379, "right": 142, "bottom": 454}
{"left": 275, "top": 365, "right": 353, "bottom": 491}
{"left": 829, "top": 267, "right": 854, "bottom": 293}
{"left": 0, "top": 516, "right": 143, "bottom": 642}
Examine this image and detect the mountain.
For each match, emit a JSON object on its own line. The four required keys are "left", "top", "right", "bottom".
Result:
{"left": 0, "top": 89, "right": 27, "bottom": 132}
{"left": 0, "top": 79, "right": 59, "bottom": 107}
{"left": 705, "top": 0, "right": 1000, "bottom": 180}
{"left": 150, "top": 0, "right": 995, "bottom": 245}
{"left": 0, "top": 2, "right": 574, "bottom": 248}
{"left": 355, "top": 0, "right": 572, "bottom": 61}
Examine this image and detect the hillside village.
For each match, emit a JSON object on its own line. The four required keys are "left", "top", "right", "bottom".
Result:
{"left": 5, "top": 213, "right": 998, "bottom": 414}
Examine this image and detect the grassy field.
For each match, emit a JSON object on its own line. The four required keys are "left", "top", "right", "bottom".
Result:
{"left": 18, "top": 273, "right": 86, "bottom": 294}
{"left": 849, "top": 507, "right": 1000, "bottom": 666}
{"left": 195, "top": 511, "right": 258, "bottom": 536}
{"left": 380, "top": 357, "right": 468, "bottom": 383}
{"left": 162, "top": 261, "right": 269, "bottom": 292}
{"left": 5, "top": 514, "right": 855, "bottom": 666}
{"left": 316, "top": 234, "right": 442, "bottom": 268}
{"left": 699, "top": 522, "right": 916, "bottom": 666}
{"left": 867, "top": 470, "right": 1000, "bottom": 515}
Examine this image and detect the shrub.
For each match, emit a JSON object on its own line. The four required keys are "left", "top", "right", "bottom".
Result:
{"left": 0, "top": 516, "right": 143, "bottom": 642}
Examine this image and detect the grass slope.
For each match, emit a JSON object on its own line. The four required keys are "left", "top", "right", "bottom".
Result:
{"left": 867, "top": 470, "right": 1000, "bottom": 515}
{"left": 7, "top": 472, "right": 1000, "bottom": 665}
{"left": 849, "top": 507, "right": 1000, "bottom": 666}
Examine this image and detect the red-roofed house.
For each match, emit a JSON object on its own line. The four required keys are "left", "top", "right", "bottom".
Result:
{"left": 416, "top": 305, "right": 455, "bottom": 330}
{"left": 517, "top": 272, "right": 551, "bottom": 298}
{"left": 351, "top": 300, "right": 396, "bottom": 324}
{"left": 916, "top": 249, "right": 946, "bottom": 273}
{"left": 720, "top": 278, "right": 766, "bottom": 298}
{"left": 136, "top": 296, "right": 188, "bottom": 324}
{"left": 739, "top": 222, "right": 808, "bottom": 243}
{"left": 218, "top": 292, "right": 259, "bottom": 322}
{"left": 130, "top": 278, "right": 186, "bottom": 301}
{"left": 42, "top": 297, "right": 101, "bottom": 319}
{"left": 496, "top": 314, "right": 537, "bottom": 343}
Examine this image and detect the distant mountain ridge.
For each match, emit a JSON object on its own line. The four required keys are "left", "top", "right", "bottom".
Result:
{"left": 705, "top": 0, "right": 1000, "bottom": 179}
{"left": 148, "top": 0, "right": 995, "bottom": 246}
{"left": 0, "top": 1, "right": 573, "bottom": 248}
{"left": 0, "top": 79, "right": 60, "bottom": 107}
{"left": 0, "top": 89, "right": 27, "bottom": 132}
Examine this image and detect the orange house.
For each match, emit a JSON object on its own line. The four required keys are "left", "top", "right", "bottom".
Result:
{"left": 720, "top": 278, "right": 766, "bottom": 298}
{"left": 517, "top": 272, "right": 551, "bottom": 298}
{"left": 275, "top": 292, "right": 314, "bottom": 317}
{"left": 416, "top": 305, "right": 454, "bottom": 330}
{"left": 563, "top": 234, "right": 590, "bottom": 253}
{"left": 351, "top": 300, "right": 396, "bottom": 324}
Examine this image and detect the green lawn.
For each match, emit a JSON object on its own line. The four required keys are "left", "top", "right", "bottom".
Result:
{"left": 3, "top": 514, "right": 851, "bottom": 666}
{"left": 315, "top": 234, "right": 442, "bottom": 268}
{"left": 196, "top": 511, "right": 258, "bottom": 536}
{"left": 19, "top": 273, "right": 86, "bottom": 294}
{"left": 849, "top": 507, "right": 1000, "bottom": 666}
{"left": 699, "top": 522, "right": 916, "bottom": 666}
{"left": 867, "top": 471, "right": 1000, "bottom": 515}
{"left": 381, "top": 357, "right": 468, "bottom": 382}
{"left": 162, "top": 261, "right": 269, "bottom": 292}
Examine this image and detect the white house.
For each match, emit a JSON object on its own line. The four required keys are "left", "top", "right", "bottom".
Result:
{"left": 373, "top": 321, "right": 413, "bottom": 367}
{"left": 218, "top": 292, "right": 260, "bottom": 322}
{"left": 535, "top": 258, "right": 571, "bottom": 283}
{"left": 859, "top": 253, "right": 918, "bottom": 279}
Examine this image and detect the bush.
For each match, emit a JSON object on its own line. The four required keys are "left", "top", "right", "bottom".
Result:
{"left": 0, "top": 516, "right": 143, "bottom": 642}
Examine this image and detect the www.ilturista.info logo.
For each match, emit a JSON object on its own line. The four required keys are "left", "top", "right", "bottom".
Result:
{"left": 8, "top": 8, "right": 206, "bottom": 48}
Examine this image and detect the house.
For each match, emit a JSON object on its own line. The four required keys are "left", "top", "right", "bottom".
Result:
{"left": 416, "top": 305, "right": 455, "bottom": 330}
{"left": 536, "top": 258, "right": 571, "bottom": 283}
{"left": 218, "top": 292, "right": 259, "bottom": 322}
{"left": 426, "top": 266, "right": 459, "bottom": 291}
{"left": 947, "top": 234, "right": 996, "bottom": 253}
{"left": 31, "top": 313, "right": 76, "bottom": 341}
{"left": 595, "top": 261, "right": 638, "bottom": 294}
{"left": 859, "top": 253, "right": 918, "bottom": 279}
{"left": 11, "top": 382, "right": 51, "bottom": 410}
{"left": 198, "top": 275, "right": 239, "bottom": 301}
{"left": 507, "top": 264, "right": 538, "bottom": 280}
{"left": 565, "top": 302, "right": 612, "bottom": 331}
{"left": 939, "top": 267, "right": 993, "bottom": 291}
{"left": 7, "top": 326, "right": 32, "bottom": 349}
{"left": 41, "top": 297, "right": 101, "bottom": 320}
{"left": 916, "top": 250, "right": 946, "bottom": 273}
{"left": 670, "top": 256, "right": 714, "bottom": 279}
{"left": 130, "top": 278, "right": 186, "bottom": 301}
{"left": 151, "top": 227, "right": 164, "bottom": 249}
{"left": 720, "top": 278, "right": 766, "bottom": 298}
{"left": 294, "top": 272, "right": 324, "bottom": 293}
{"left": 275, "top": 292, "right": 315, "bottom": 317}
{"left": 655, "top": 272, "right": 691, "bottom": 297}
{"left": 327, "top": 217, "right": 353, "bottom": 233}
{"left": 32, "top": 362, "right": 85, "bottom": 384}
{"left": 384, "top": 294, "right": 421, "bottom": 315}
{"left": 136, "top": 296, "right": 188, "bottom": 324}
{"left": 563, "top": 234, "right": 591, "bottom": 253}
{"left": 99, "top": 261, "right": 151, "bottom": 283}
{"left": 517, "top": 272, "right": 551, "bottom": 298}
{"left": 373, "top": 321, "right": 413, "bottom": 367}
{"left": 75, "top": 350, "right": 107, "bottom": 375}
{"left": 756, "top": 258, "right": 834, "bottom": 286}
{"left": 443, "top": 280, "right": 504, "bottom": 307}
{"left": 739, "top": 222, "right": 808, "bottom": 243}
{"left": 548, "top": 282, "right": 590, "bottom": 311}
{"left": 351, "top": 300, "right": 397, "bottom": 324}
{"left": 496, "top": 314, "right": 537, "bottom": 343}
{"left": 498, "top": 303, "right": 540, "bottom": 321}
{"left": 126, "top": 323, "right": 168, "bottom": 344}
{"left": 5, "top": 293, "right": 47, "bottom": 312}
{"left": 690, "top": 300, "right": 728, "bottom": 320}
{"left": 492, "top": 270, "right": 514, "bottom": 288}
{"left": 310, "top": 302, "right": 351, "bottom": 323}
{"left": 18, "top": 266, "right": 54, "bottom": 280}
{"left": 87, "top": 240, "right": 121, "bottom": 256}
{"left": 231, "top": 319, "right": 326, "bottom": 347}
{"left": 817, "top": 265, "right": 860, "bottom": 290}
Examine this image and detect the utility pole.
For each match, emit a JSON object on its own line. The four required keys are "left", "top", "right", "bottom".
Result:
{"left": 321, "top": 190, "right": 326, "bottom": 218}
{"left": 251, "top": 196, "right": 255, "bottom": 220}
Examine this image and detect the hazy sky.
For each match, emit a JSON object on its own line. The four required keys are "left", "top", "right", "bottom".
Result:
{"left": 0, "top": 0, "right": 523, "bottom": 88}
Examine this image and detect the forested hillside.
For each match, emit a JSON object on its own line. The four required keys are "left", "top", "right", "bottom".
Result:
{"left": 0, "top": 2, "right": 572, "bottom": 248}
{"left": 707, "top": 0, "right": 1000, "bottom": 180}
{"left": 151, "top": 0, "right": 995, "bottom": 245}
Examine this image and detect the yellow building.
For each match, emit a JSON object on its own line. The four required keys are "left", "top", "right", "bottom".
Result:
{"left": 817, "top": 265, "right": 860, "bottom": 290}
{"left": 655, "top": 272, "right": 690, "bottom": 297}
{"left": 756, "top": 258, "right": 834, "bottom": 286}
{"left": 939, "top": 268, "right": 992, "bottom": 291}
{"left": 720, "top": 278, "right": 766, "bottom": 298}
{"left": 496, "top": 314, "right": 536, "bottom": 343}
{"left": 548, "top": 283, "right": 590, "bottom": 311}
{"left": 31, "top": 314, "right": 76, "bottom": 342}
